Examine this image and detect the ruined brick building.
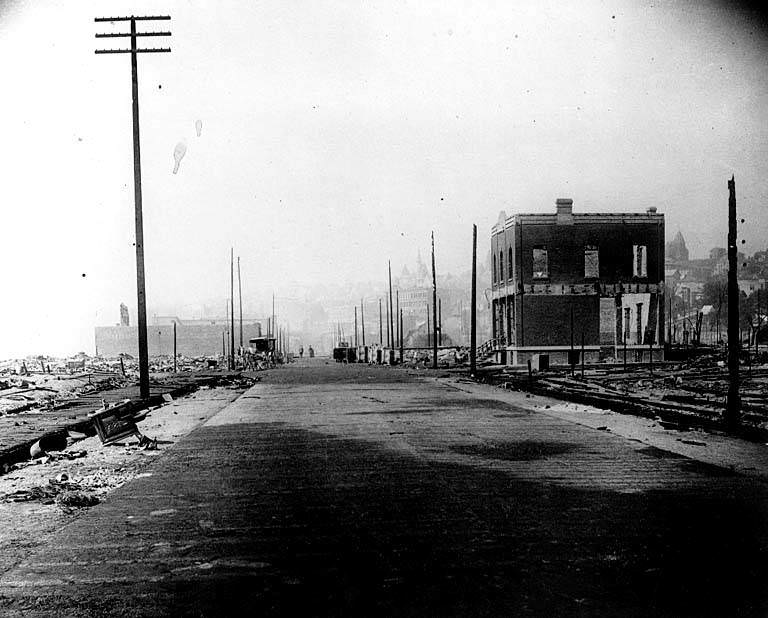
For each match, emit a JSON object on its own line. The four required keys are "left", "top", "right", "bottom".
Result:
{"left": 489, "top": 199, "right": 665, "bottom": 366}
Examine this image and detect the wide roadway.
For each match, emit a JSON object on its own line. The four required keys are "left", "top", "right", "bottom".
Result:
{"left": 0, "top": 359, "right": 766, "bottom": 617}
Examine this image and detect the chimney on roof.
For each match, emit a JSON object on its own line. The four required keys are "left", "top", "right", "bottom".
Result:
{"left": 556, "top": 198, "right": 573, "bottom": 224}
{"left": 647, "top": 206, "right": 657, "bottom": 214}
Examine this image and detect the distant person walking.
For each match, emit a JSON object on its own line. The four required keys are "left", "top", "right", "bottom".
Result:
{"left": 299, "top": 346, "right": 304, "bottom": 358}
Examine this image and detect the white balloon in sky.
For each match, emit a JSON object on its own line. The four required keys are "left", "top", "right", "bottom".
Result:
{"left": 173, "top": 141, "right": 187, "bottom": 174}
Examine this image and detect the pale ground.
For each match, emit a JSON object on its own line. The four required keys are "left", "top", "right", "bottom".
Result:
{"left": 441, "top": 373, "right": 768, "bottom": 479}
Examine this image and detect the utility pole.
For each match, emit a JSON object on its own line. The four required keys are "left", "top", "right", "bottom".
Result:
{"left": 431, "top": 231, "right": 438, "bottom": 369}
{"left": 400, "top": 308, "right": 404, "bottom": 363}
{"left": 237, "top": 256, "right": 243, "bottom": 351}
{"left": 230, "top": 248, "right": 235, "bottom": 370}
{"left": 173, "top": 321, "right": 177, "bottom": 372}
{"left": 427, "top": 303, "right": 431, "bottom": 348}
{"left": 379, "top": 298, "right": 383, "bottom": 346}
{"left": 354, "top": 306, "right": 358, "bottom": 348}
{"left": 396, "top": 290, "right": 400, "bottom": 353}
{"left": 95, "top": 15, "right": 171, "bottom": 399}
{"left": 272, "top": 293, "right": 275, "bottom": 340}
{"left": 726, "top": 176, "right": 741, "bottom": 428}
{"left": 388, "top": 261, "right": 394, "bottom": 351}
{"left": 438, "top": 298, "right": 442, "bottom": 346}
{"left": 756, "top": 288, "right": 761, "bottom": 358}
{"left": 361, "top": 299, "right": 366, "bottom": 347}
{"left": 570, "top": 304, "right": 575, "bottom": 376}
{"left": 470, "top": 224, "right": 477, "bottom": 376}
{"left": 386, "top": 295, "right": 391, "bottom": 347}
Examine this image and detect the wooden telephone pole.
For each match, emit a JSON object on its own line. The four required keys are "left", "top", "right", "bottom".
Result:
{"left": 361, "top": 299, "right": 366, "bottom": 347}
{"left": 173, "top": 321, "right": 177, "bottom": 373}
{"left": 95, "top": 15, "right": 171, "bottom": 399}
{"left": 431, "top": 232, "right": 438, "bottom": 369}
{"left": 726, "top": 176, "right": 741, "bottom": 428}
{"left": 230, "top": 248, "right": 235, "bottom": 370}
{"left": 388, "top": 261, "right": 394, "bottom": 351}
{"left": 470, "top": 224, "right": 477, "bottom": 376}
{"left": 400, "top": 308, "right": 404, "bottom": 363}
{"left": 396, "top": 290, "right": 400, "bottom": 357}
{"left": 237, "top": 256, "right": 243, "bottom": 351}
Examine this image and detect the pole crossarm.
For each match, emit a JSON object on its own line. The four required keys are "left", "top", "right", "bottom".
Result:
{"left": 95, "top": 16, "right": 171, "bottom": 22}
{"left": 95, "top": 48, "right": 171, "bottom": 54}
{"left": 96, "top": 32, "right": 172, "bottom": 37}
{"left": 95, "top": 15, "right": 171, "bottom": 55}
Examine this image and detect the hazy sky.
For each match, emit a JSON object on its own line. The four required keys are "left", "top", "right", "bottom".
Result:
{"left": 1, "top": 0, "right": 767, "bottom": 357}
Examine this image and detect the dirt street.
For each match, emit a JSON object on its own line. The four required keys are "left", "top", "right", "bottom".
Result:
{"left": 0, "top": 360, "right": 765, "bottom": 616}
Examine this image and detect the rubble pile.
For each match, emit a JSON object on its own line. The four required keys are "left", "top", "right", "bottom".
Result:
{"left": 0, "top": 352, "right": 248, "bottom": 417}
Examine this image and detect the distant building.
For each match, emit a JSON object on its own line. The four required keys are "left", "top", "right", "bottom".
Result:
{"left": 490, "top": 199, "right": 665, "bottom": 366}
{"left": 95, "top": 316, "right": 262, "bottom": 358}
{"left": 665, "top": 229, "right": 689, "bottom": 263}
{"left": 738, "top": 279, "right": 767, "bottom": 296}
{"left": 396, "top": 252, "right": 432, "bottom": 319}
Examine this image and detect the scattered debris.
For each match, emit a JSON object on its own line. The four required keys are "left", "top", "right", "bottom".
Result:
{"left": 56, "top": 491, "right": 99, "bottom": 508}
{"left": 1, "top": 477, "right": 99, "bottom": 509}
{"left": 29, "top": 434, "right": 68, "bottom": 459}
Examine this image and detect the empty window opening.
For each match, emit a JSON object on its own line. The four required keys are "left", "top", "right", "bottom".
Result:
{"left": 633, "top": 245, "right": 647, "bottom": 277}
{"left": 585, "top": 245, "right": 599, "bottom": 278}
{"left": 533, "top": 246, "right": 548, "bottom": 279}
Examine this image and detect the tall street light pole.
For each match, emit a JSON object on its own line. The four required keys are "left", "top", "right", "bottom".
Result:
{"left": 95, "top": 15, "right": 171, "bottom": 399}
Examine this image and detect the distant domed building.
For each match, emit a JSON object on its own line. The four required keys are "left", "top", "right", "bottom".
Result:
{"left": 666, "top": 230, "right": 689, "bottom": 263}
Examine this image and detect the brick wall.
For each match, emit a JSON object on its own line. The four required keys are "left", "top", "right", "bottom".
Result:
{"left": 517, "top": 295, "right": 599, "bottom": 347}
{"left": 95, "top": 323, "right": 262, "bottom": 358}
{"left": 515, "top": 221, "right": 664, "bottom": 284}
